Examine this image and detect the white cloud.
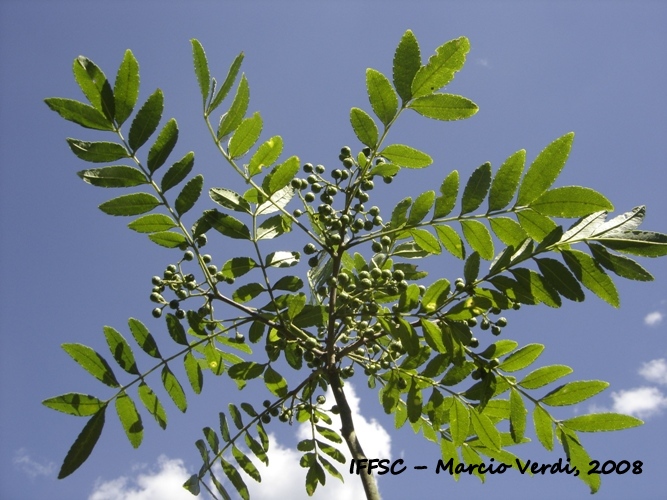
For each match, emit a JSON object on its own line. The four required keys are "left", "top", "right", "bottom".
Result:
{"left": 644, "top": 311, "right": 663, "bottom": 327}
{"left": 608, "top": 387, "right": 667, "bottom": 418}
{"left": 88, "top": 455, "right": 192, "bottom": 500}
{"left": 13, "top": 448, "right": 56, "bottom": 479}
{"left": 246, "top": 383, "right": 392, "bottom": 500}
{"left": 639, "top": 358, "right": 667, "bottom": 385}
{"left": 476, "top": 58, "right": 490, "bottom": 67}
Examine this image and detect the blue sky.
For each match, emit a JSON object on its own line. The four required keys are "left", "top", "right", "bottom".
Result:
{"left": 1, "top": 1, "right": 666, "bottom": 499}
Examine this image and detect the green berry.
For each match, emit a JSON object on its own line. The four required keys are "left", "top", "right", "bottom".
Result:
{"left": 317, "top": 395, "right": 326, "bottom": 405}
{"left": 169, "top": 299, "right": 179, "bottom": 310}
{"left": 469, "top": 337, "right": 480, "bottom": 348}
{"left": 175, "top": 309, "right": 186, "bottom": 319}
{"left": 293, "top": 209, "right": 303, "bottom": 217}
{"left": 371, "top": 241, "right": 383, "bottom": 252}
{"left": 196, "top": 234, "right": 207, "bottom": 247}
{"left": 152, "top": 307, "right": 162, "bottom": 318}
{"left": 392, "top": 270, "right": 405, "bottom": 281}
{"left": 150, "top": 292, "right": 163, "bottom": 303}
{"left": 491, "top": 325, "right": 502, "bottom": 336}
{"left": 481, "top": 319, "right": 490, "bottom": 330}
{"left": 315, "top": 164, "right": 325, "bottom": 174}
{"left": 303, "top": 163, "right": 314, "bottom": 173}
{"left": 308, "top": 256, "right": 319, "bottom": 267}
{"left": 343, "top": 157, "right": 354, "bottom": 168}
{"left": 496, "top": 317, "right": 508, "bottom": 327}
{"left": 304, "top": 243, "right": 317, "bottom": 254}
{"left": 151, "top": 276, "right": 163, "bottom": 286}
{"left": 340, "top": 146, "right": 352, "bottom": 157}
{"left": 381, "top": 235, "right": 392, "bottom": 247}
{"left": 304, "top": 192, "right": 315, "bottom": 203}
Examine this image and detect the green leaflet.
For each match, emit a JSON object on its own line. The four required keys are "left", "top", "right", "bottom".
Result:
{"left": 67, "top": 139, "right": 128, "bottom": 163}
{"left": 161, "top": 365, "right": 187, "bottom": 412}
{"left": 263, "top": 156, "right": 300, "bottom": 195}
{"left": 562, "top": 413, "right": 643, "bottom": 432}
{"left": 264, "top": 366, "right": 288, "bottom": 397}
{"left": 228, "top": 361, "right": 265, "bottom": 381}
{"left": 450, "top": 398, "right": 470, "bottom": 446}
{"left": 509, "top": 388, "right": 527, "bottom": 443}
{"left": 435, "top": 225, "right": 465, "bottom": 259}
{"left": 381, "top": 144, "right": 432, "bottom": 168}
{"left": 221, "top": 257, "right": 257, "bottom": 278}
{"left": 161, "top": 152, "right": 195, "bottom": 193}
{"left": 517, "top": 133, "right": 574, "bottom": 206}
{"left": 433, "top": 170, "right": 459, "bottom": 219}
{"left": 463, "top": 251, "right": 480, "bottom": 283}
{"left": 99, "top": 192, "right": 161, "bottom": 216}
{"left": 147, "top": 231, "right": 187, "bottom": 248}
{"left": 45, "top": 98, "right": 113, "bottom": 131}
{"left": 209, "top": 52, "right": 244, "bottom": 115}
{"left": 137, "top": 382, "right": 167, "bottom": 429}
{"left": 411, "top": 36, "right": 470, "bottom": 98}
{"left": 115, "top": 392, "right": 143, "bottom": 448}
{"left": 393, "top": 30, "right": 421, "bottom": 102}
{"left": 191, "top": 39, "right": 210, "bottom": 108}
{"left": 589, "top": 243, "right": 653, "bottom": 281}
{"left": 470, "top": 409, "right": 501, "bottom": 451}
{"left": 210, "top": 187, "right": 251, "bottom": 214}
{"left": 518, "top": 364, "right": 573, "bottom": 390}
{"left": 499, "top": 344, "right": 544, "bottom": 372}
{"left": 409, "top": 94, "right": 478, "bottom": 121}
{"left": 147, "top": 118, "right": 178, "bottom": 173}
{"left": 421, "top": 320, "right": 446, "bottom": 352}
{"left": 128, "top": 318, "right": 161, "bottom": 358}
{"left": 510, "top": 268, "right": 560, "bottom": 308}
{"left": 232, "top": 445, "right": 261, "bottom": 482}
{"left": 43, "top": 393, "right": 106, "bottom": 417}
{"left": 561, "top": 429, "right": 601, "bottom": 494}
{"left": 533, "top": 405, "right": 553, "bottom": 451}
{"left": 408, "top": 190, "right": 435, "bottom": 225}
{"left": 233, "top": 283, "right": 265, "bottom": 303}
{"left": 410, "top": 228, "right": 441, "bottom": 254}
{"left": 479, "top": 339, "right": 519, "bottom": 360}
{"left": 535, "top": 257, "right": 585, "bottom": 302}
{"left": 350, "top": 108, "right": 378, "bottom": 148}
{"left": 248, "top": 135, "right": 283, "bottom": 177}
{"left": 390, "top": 197, "right": 411, "bottom": 231}
{"left": 58, "top": 407, "right": 106, "bottom": 479}
{"left": 175, "top": 174, "right": 203, "bottom": 216}
{"left": 166, "top": 314, "right": 188, "bottom": 346}
{"left": 489, "top": 217, "right": 528, "bottom": 247}
{"left": 562, "top": 249, "right": 619, "bottom": 307}
{"left": 257, "top": 214, "right": 292, "bottom": 240}
{"left": 596, "top": 230, "right": 667, "bottom": 258}
{"left": 73, "top": 56, "right": 115, "bottom": 122}
{"left": 488, "top": 149, "right": 525, "bottom": 211}
{"left": 77, "top": 165, "right": 147, "bottom": 188}
{"left": 217, "top": 74, "right": 249, "bottom": 139}
{"left": 531, "top": 186, "right": 613, "bottom": 217}
{"left": 114, "top": 50, "right": 140, "bottom": 126}
{"left": 461, "top": 162, "right": 492, "bottom": 215}
{"left": 366, "top": 68, "right": 398, "bottom": 126}
{"left": 420, "top": 278, "right": 450, "bottom": 313}
{"left": 62, "top": 343, "right": 120, "bottom": 387}
{"left": 221, "top": 456, "right": 250, "bottom": 500}
{"left": 460, "top": 220, "right": 494, "bottom": 260}
{"left": 103, "top": 326, "right": 139, "bottom": 375}
{"left": 228, "top": 112, "right": 263, "bottom": 159}
{"left": 204, "top": 209, "right": 251, "bottom": 240}
{"left": 516, "top": 209, "right": 558, "bottom": 242}
{"left": 128, "top": 89, "right": 163, "bottom": 152}
{"left": 541, "top": 380, "right": 609, "bottom": 407}
{"left": 128, "top": 213, "right": 177, "bottom": 233}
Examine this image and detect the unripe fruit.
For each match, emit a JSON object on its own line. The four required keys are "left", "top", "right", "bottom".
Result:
{"left": 304, "top": 243, "right": 317, "bottom": 254}
{"left": 152, "top": 307, "right": 162, "bottom": 318}
{"left": 308, "top": 256, "right": 319, "bottom": 267}
{"left": 291, "top": 178, "right": 302, "bottom": 189}
{"left": 293, "top": 209, "right": 303, "bottom": 217}
{"left": 343, "top": 157, "right": 354, "bottom": 168}
{"left": 364, "top": 220, "right": 374, "bottom": 231}
{"left": 481, "top": 319, "right": 490, "bottom": 330}
{"left": 315, "top": 164, "right": 325, "bottom": 174}
{"left": 183, "top": 251, "right": 194, "bottom": 261}
{"left": 196, "top": 234, "right": 207, "bottom": 247}
{"left": 472, "top": 369, "right": 482, "bottom": 380}
{"left": 469, "top": 337, "right": 480, "bottom": 348}
{"left": 332, "top": 169, "right": 342, "bottom": 179}
{"left": 151, "top": 276, "right": 163, "bottom": 286}
{"left": 304, "top": 192, "right": 315, "bottom": 203}
{"left": 392, "top": 270, "right": 405, "bottom": 281}
{"left": 169, "top": 299, "right": 179, "bottom": 310}
{"left": 175, "top": 309, "right": 186, "bottom": 319}
{"left": 362, "top": 147, "right": 371, "bottom": 157}
{"left": 381, "top": 235, "right": 392, "bottom": 247}
{"left": 340, "top": 146, "right": 352, "bottom": 157}
{"left": 467, "top": 317, "right": 478, "bottom": 327}
{"left": 150, "top": 292, "right": 163, "bottom": 303}
{"left": 496, "top": 317, "right": 508, "bottom": 327}
{"left": 303, "top": 163, "right": 314, "bottom": 173}
{"left": 317, "top": 395, "right": 326, "bottom": 405}
{"left": 371, "top": 241, "right": 383, "bottom": 252}
{"left": 261, "top": 415, "right": 271, "bottom": 424}
{"left": 263, "top": 399, "right": 271, "bottom": 408}
{"left": 491, "top": 325, "right": 502, "bottom": 336}
{"left": 167, "top": 264, "right": 178, "bottom": 273}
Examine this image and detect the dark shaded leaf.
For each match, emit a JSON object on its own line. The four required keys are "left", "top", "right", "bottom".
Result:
{"left": 58, "top": 408, "right": 106, "bottom": 479}
{"left": 147, "top": 118, "right": 178, "bottom": 173}
{"left": 77, "top": 166, "right": 147, "bottom": 188}
{"left": 128, "top": 89, "right": 163, "bottom": 152}
{"left": 393, "top": 29, "right": 421, "bottom": 102}
{"left": 67, "top": 139, "right": 128, "bottom": 163}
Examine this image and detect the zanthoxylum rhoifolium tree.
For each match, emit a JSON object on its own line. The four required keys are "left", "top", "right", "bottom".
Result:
{"left": 44, "top": 30, "right": 667, "bottom": 499}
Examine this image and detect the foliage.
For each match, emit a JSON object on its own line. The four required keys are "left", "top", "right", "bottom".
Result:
{"left": 44, "top": 31, "right": 667, "bottom": 499}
